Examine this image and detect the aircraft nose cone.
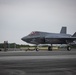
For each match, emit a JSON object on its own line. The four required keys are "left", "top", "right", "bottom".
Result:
{"left": 21, "top": 37, "right": 26, "bottom": 41}
{"left": 21, "top": 36, "right": 29, "bottom": 42}
{"left": 21, "top": 36, "right": 32, "bottom": 43}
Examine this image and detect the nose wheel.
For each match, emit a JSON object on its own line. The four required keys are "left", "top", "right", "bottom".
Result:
{"left": 35, "top": 45, "right": 39, "bottom": 51}
{"left": 67, "top": 46, "right": 71, "bottom": 51}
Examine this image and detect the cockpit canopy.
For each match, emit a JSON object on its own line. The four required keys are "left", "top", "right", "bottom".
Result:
{"left": 28, "top": 31, "right": 40, "bottom": 36}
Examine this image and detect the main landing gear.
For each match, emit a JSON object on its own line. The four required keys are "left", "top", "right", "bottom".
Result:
{"left": 47, "top": 44, "right": 71, "bottom": 51}
{"left": 48, "top": 44, "right": 52, "bottom": 51}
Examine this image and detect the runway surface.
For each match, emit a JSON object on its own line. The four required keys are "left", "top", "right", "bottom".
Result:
{"left": 0, "top": 49, "right": 76, "bottom": 75}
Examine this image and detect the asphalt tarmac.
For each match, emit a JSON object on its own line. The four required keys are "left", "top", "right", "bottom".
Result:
{"left": 0, "top": 49, "right": 76, "bottom": 75}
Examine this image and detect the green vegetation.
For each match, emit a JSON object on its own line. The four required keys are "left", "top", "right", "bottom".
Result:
{"left": 0, "top": 43, "right": 4, "bottom": 48}
{"left": 0, "top": 43, "right": 20, "bottom": 48}
{"left": 0, "top": 43, "right": 76, "bottom": 49}
{"left": 0, "top": 43, "right": 34, "bottom": 48}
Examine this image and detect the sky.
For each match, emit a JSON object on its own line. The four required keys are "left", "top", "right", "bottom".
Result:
{"left": 0, "top": 0, "right": 76, "bottom": 44}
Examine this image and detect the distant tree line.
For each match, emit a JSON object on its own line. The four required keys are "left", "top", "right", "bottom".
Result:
{"left": 0, "top": 43, "right": 30, "bottom": 48}
{"left": 0, "top": 43, "right": 4, "bottom": 48}
{"left": 0, "top": 43, "right": 76, "bottom": 48}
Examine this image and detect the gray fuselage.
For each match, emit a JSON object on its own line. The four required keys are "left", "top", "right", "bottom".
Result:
{"left": 21, "top": 31, "right": 72, "bottom": 44}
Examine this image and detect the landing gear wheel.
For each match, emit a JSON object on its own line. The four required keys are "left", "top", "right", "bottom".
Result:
{"left": 67, "top": 46, "right": 71, "bottom": 51}
{"left": 48, "top": 46, "right": 52, "bottom": 51}
{"left": 36, "top": 48, "right": 38, "bottom": 51}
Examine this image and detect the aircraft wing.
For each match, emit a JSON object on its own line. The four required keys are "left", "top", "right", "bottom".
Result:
{"left": 45, "top": 36, "right": 76, "bottom": 44}
{"left": 45, "top": 37, "right": 76, "bottom": 40}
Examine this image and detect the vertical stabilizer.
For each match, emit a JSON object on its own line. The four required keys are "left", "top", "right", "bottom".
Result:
{"left": 60, "top": 27, "right": 67, "bottom": 34}
{"left": 72, "top": 32, "right": 76, "bottom": 37}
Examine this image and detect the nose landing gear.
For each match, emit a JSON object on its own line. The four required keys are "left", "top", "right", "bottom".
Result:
{"left": 67, "top": 46, "right": 71, "bottom": 51}
{"left": 35, "top": 45, "right": 39, "bottom": 51}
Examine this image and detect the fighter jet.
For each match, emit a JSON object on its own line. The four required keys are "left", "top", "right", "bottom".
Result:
{"left": 21, "top": 27, "right": 76, "bottom": 51}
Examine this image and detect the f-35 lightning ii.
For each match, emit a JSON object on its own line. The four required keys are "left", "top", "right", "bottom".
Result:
{"left": 21, "top": 27, "right": 76, "bottom": 51}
